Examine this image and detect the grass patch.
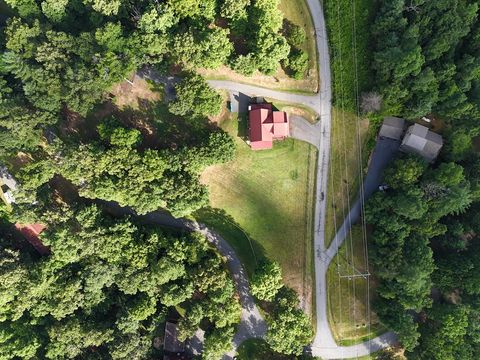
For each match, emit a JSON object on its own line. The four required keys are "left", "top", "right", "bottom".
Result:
{"left": 267, "top": 98, "right": 320, "bottom": 124}
{"left": 324, "top": 0, "right": 376, "bottom": 111}
{"left": 59, "top": 78, "right": 205, "bottom": 151}
{"left": 199, "top": 0, "right": 318, "bottom": 93}
{"left": 325, "top": 108, "right": 369, "bottom": 248}
{"left": 110, "top": 75, "right": 161, "bottom": 109}
{"left": 198, "top": 70, "right": 318, "bottom": 94}
{"left": 193, "top": 207, "right": 261, "bottom": 276}
{"left": 327, "top": 225, "right": 386, "bottom": 345}
{"left": 198, "top": 114, "right": 317, "bottom": 313}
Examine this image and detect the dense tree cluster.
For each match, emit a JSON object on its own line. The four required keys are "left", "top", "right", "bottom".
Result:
{"left": 17, "top": 119, "right": 235, "bottom": 217}
{"left": 169, "top": 74, "right": 223, "bottom": 118}
{"left": 230, "top": 0, "right": 290, "bottom": 76}
{"left": 282, "top": 21, "right": 308, "bottom": 79}
{"left": 0, "top": 200, "right": 241, "bottom": 359}
{"left": 366, "top": 153, "right": 480, "bottom": 354}
{"left": 250, "top": 259, "right": 284, "bottom": 301}
{"left": 248, "top": 260, "right": 313, "bottom": 355}
{"left": 372, "top": 0, "right": 480, "bottom": 124}
{"left": 265, "top": 287, "right": 313, "bottom": 355}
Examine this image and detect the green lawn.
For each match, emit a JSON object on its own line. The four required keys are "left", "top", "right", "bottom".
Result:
{"left": 325, "top": 108, "right": 369, "bottom": 248}
{"left": 196, "top": 114, "right": 317, "bottom": 313}
{"left": 327, "top": 225, "right": 386, "bottom": 345}
{"left": 268, "top": 98, "right": 320, "bottom": 124}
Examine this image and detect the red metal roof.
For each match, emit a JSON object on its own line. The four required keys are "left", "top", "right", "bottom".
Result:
{"left": 249, "top": 104, "right": 289, "bottom": 150}
{"left": 15, "top": 223, "right": 50, "bottom": 255}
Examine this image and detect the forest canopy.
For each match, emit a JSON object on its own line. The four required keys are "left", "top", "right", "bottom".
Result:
{"left": 0, "top": 0, "right": 316, "bottom": 358}
{"left": 0, "top": 200, "right": 242, "bottom": 359}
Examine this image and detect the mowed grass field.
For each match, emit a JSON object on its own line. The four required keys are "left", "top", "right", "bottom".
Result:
{"left": 197, "top": 114, "right": 317, "bottom": 313}
{"left": 199, "top": 0, "right": 318, "bottom": 93}
{"left": 327, "top": 225, "right": 386, "bottom": 345}
{"left": 324, "top": 107, "right": 368, "bottom": 249}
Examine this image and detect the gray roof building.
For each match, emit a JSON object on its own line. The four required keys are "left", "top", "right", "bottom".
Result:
{"left": 379, "top": 117, "right": 405, "bottom": 140}
{"left": 400, "top": 123, "right": 443, "bottom": 162}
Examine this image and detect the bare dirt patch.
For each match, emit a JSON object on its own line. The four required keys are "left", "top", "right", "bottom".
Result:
{"left": 110, "top": 75, "right": 161, "bottom": 110}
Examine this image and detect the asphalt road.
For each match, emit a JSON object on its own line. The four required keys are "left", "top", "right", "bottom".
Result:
{"left": 317, "top": 138, "right": 401, "bottom": 358}
{"left": 207, "top": 80, "right": 320, "bottom": 110}
{"left": 209, "top": 0, "right": 399, "bottom": 357}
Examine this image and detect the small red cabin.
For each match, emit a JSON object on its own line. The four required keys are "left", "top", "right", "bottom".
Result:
{"left": 15, "top": 223, "right": 50, "bottom": 255}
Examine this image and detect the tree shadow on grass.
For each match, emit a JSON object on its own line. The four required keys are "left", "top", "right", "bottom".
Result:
{"left": 192, "top": 207, "right": 266, "bottom": 276}
{"left": 237, "top": 113, "right": 249, "bottom": 141}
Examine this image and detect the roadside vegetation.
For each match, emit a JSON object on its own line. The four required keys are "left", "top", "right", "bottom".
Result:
{"left": 199, "top": 113, "right": 316, "bottom": 314}
{"left": 323, "top": 0, "right": 377, "bottom": 346}
{"left": 324, "top": 0, "right": 375, "bottom": 111}
{"left": 324, "top": 107, "right": 369, "bottom": 249}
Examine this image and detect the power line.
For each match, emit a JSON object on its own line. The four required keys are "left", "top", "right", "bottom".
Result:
{"left": 351, "top": 0, "right": 372, "bottom": 350}
{"left": 333, "top": 0, "right": 359, "bottom": 353}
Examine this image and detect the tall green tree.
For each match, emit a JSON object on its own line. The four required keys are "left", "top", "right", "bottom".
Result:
{"left": 169, "top": 74, "right": 223, "bottom": 117}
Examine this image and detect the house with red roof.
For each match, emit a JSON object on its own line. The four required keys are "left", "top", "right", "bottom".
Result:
{"left": 248, "top": 103, "right": 289, "bottom": 150}
{"left": 15, "top": 223, "right": 50, "bottom": 256}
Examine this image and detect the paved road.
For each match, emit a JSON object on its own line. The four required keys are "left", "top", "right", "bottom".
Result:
{"left": 315, "top": 138, "right": 401, "bottom": 358}
{"left": 101, "top": 203, "right": 266, "bottom": 359}
{"left": 209, "top": 0, "right": 399, "bottom": 357}
{"left": 311, "top": 332, "right": 398, "bottom": 359}
{"left": 290, "top": 115, "right": 322, "bottom": 147}
{"left": 207, "top": 80, "right": 320, "bottom": 110}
